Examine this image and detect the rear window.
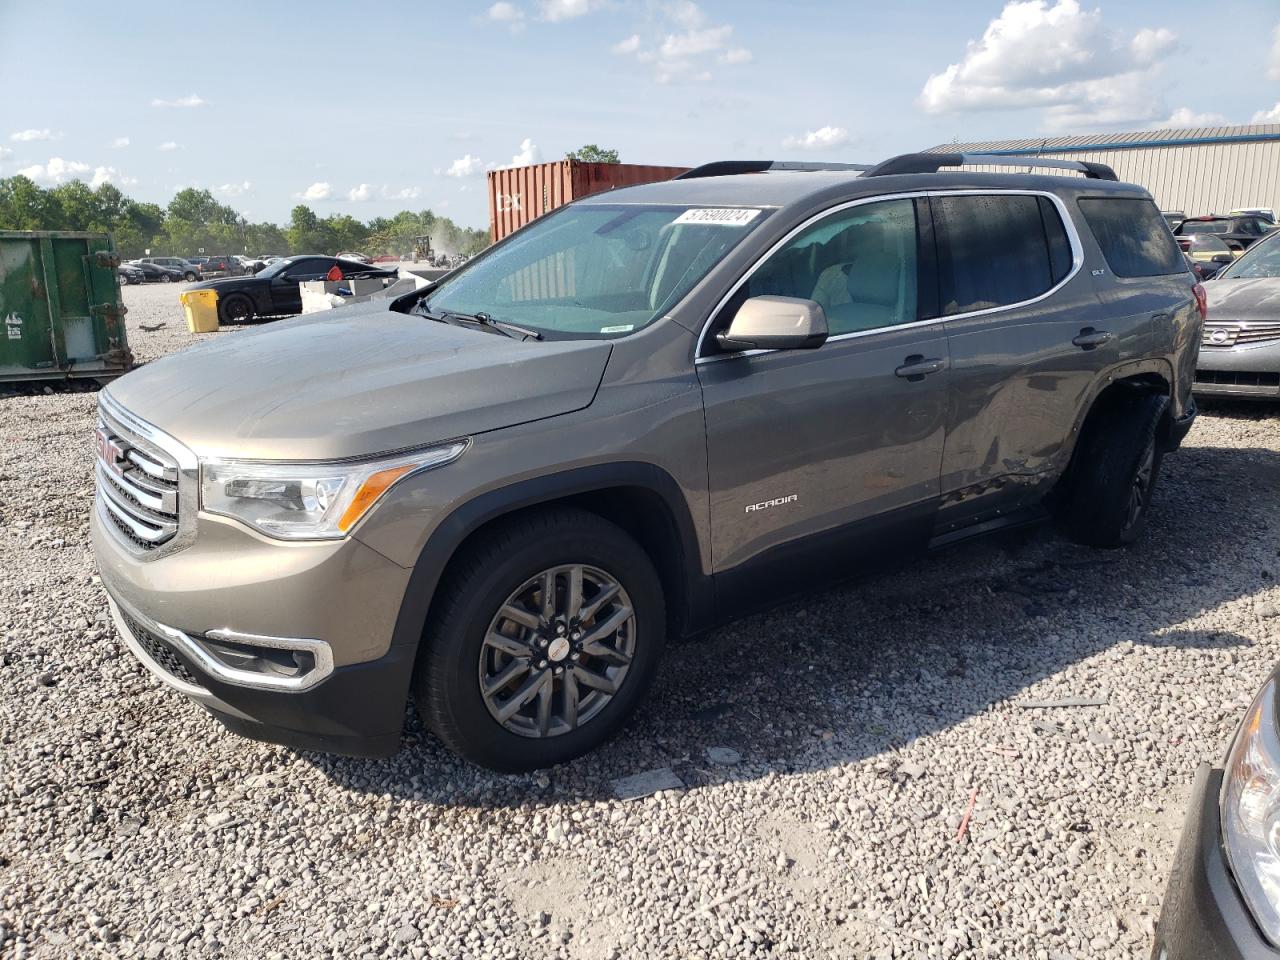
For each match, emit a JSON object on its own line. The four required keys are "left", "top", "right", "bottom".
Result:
{"left": 1078, "top": 198, "right": 1187, "bottom": 278}
{"left": 931, "top": 194, "right": 1072, "bottom": 315}
{"left": 1177, "top": 219, "right": 1226, "bottom": 235}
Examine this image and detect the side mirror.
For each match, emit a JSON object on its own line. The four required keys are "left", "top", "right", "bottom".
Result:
{"left": 1212, "top": 253, "right": 1233, "bottom": 264}
{"left": 716, "top": 296, "right": 829, "bottom": 352}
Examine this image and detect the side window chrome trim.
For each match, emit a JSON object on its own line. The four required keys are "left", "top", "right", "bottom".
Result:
{"left": 693, "top": 188, "right": 1086, "bottom": 365}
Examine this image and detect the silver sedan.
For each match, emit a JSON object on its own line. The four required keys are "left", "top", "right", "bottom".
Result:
{"left": 1196, "top": 230, "right": 1280, "bottom": 399}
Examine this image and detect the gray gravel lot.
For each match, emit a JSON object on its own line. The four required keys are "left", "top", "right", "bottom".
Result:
{"left": 3, "top": 282, "right": 1279, "bottom": 958}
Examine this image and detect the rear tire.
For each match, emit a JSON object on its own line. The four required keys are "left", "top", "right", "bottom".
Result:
{"left": 415, "top": 508, "right": 665, "bottom": 771}
{"left": 160, "top": 274, "right": 171, "bottom": 283}
{"left": 219, "top": 294, "right": 255, "bottom": 324}
{"left": 184, "top": 271, "right": 197, "bottom": 281}
{"left": 1066, "top": 391, "right": 1169, "bottom": 548}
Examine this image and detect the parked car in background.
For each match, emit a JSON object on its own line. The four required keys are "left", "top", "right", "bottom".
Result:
{"left": 335, "top": 251, "right": 371, "bottom": 263}
{"left": 91, "top": 154, "right": 1202, "bottom": 770}
{"left": 1184, "top": 234, "right": 1238, "bottom": 279}
{"left": 117, "top": 263, "right": 144, "bottom": 286}
{"left": 1175, "top": 214, "right": 1276, "bottom": 253}
{"left": 137, "top": 256, "right": 202, "bottom": 281}
{"left": 129, "top": 261, "right": 186, "bottom": 283}
{"left": 1163, "top": 209, "right": 1186, "bottom": 231}
{"left": 200, "top": 255, "right": 245, "bottom": 278}
{"left": 1152, "top": 668, "right": 1280, "bottom": 958}
{"left": 1229, "top": 207, "right": 1276, "bottom": 223}
{"left": 190, "top": 254, "right": 397, "bottom": 323}
{"left": 1195, "top": 229, "right": 1280, "bottom": 399}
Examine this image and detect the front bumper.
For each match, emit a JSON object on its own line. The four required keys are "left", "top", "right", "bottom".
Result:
{"left": 92, "top": 495, "right": 419, "bottom": 757}
{"left": 1151, "top": 765, "right": 1280, "bottom": 960}
{"left": 1195, "top": 343, "right": 1280, "bottom": 399}
{"left": 105, "top": 588, "right": 413, "bottom": 756}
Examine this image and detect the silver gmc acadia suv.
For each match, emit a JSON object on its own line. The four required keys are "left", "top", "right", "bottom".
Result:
{"left": 91, "top": 154, "right": 1204, "bottom": 770}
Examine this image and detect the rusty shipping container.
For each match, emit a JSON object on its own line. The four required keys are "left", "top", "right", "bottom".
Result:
{"left": 487, "top": 160, "right": 689, "bottom": 243}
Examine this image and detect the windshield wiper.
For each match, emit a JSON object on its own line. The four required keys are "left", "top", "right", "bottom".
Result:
{"left": 418, "top": 304, "right": 542, "bottom": 341}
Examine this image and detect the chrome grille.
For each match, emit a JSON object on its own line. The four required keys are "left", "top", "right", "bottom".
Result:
{"left": 95, "top": 417, "right": 180, "bottom": 549}
{"left": 1202, "top": 322, "right": 1280, "bottom": 348}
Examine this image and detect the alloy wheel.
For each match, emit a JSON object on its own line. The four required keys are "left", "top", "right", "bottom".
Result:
{"left": 1124, "top": 439, "right": 1156, "bottom": 531}
{"left": 478, "top": 564, "right": 636, "bottom": 738}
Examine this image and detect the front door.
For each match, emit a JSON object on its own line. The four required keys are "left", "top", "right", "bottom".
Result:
{"left": 696, "top": 197, "right": 949, "bottom": 606}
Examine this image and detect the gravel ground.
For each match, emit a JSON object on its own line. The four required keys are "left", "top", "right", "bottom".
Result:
{"left": 3, "top": 282, "right": 1279, "bottom": 959}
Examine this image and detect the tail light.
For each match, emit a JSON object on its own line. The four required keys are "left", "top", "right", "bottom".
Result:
{"left": 1192, "top": 281, "right": 1208, "bottom": 321}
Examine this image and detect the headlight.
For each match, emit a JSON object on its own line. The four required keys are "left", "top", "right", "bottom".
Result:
{"left": 1221, "top": 676, "right": 1280, "bottom": 946}
{"left": 199, "top": 441, "right": 467, "bottom": 540}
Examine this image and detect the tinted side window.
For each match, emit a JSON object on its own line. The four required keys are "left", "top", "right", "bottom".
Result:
{"left": 1038, "top": 196, "right": 1073, "bottom": 284}
{"left": 932, "top": 195, "right": 1054, "bottom": 315}
{"left": 741, "top": 198, "right": 919, "bottom": 336}
{"left": 1078, "top": 198, "right": 1187, "bottom": 277}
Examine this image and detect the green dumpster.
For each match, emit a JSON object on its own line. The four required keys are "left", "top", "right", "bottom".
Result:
{"left": 0, "top": 230, "right": 134, "bottom": 385}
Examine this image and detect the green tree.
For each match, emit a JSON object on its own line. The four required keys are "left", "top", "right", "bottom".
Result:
{"left": 565, "top": 144, "right": 620, "bottom": 163}
{"left": 0, "top": 176, "right": 65, "bottom": 230}
{"left": 287, "top": 204, "right": 333, "bottom": 254}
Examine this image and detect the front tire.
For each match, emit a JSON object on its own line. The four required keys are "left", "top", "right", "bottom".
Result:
{"left": 184, "top": 271, "right": 197, "bottom": 281}
{"left": 415, "top": 508, "right": 665, "bottom": 771}
{"left": 160, "top": 274, "right": 172, "bottom": 283}
{"left": 1066, "top": 391, "right": 1169, "bottom": 548}
{"left": 219, "top": 294, "right": 255, "bottom": 324}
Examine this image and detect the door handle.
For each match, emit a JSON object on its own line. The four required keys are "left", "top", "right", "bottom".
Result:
{"left": 894, "top": 355, "right": 946, "bottom": 381}
{"left": 1071, "top": 327, "right": 1114, "bottom": 350}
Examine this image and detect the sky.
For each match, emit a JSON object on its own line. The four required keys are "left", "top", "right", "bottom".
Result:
{"left": 2, "top": 0, "right": 1279, "bottom": 230}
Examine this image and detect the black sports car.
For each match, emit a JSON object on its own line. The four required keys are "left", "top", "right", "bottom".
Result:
{"left": 130, "top": 261, "right": 187, "bottom": 284}
{"left": 190, "top": 255, "right": 398, "bottom": 323}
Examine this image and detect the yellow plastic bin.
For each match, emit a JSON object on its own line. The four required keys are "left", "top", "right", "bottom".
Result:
{"left": 180, "top": 289, "right": 220, "bottom": 333}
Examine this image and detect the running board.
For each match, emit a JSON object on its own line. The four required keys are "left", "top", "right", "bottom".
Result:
{"left": 928, "top": 506, "right": 1050, "bottom": 551}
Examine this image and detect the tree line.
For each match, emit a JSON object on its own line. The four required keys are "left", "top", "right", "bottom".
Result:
{"left": 0, "top": 175, "right": 491, "bottom": 260}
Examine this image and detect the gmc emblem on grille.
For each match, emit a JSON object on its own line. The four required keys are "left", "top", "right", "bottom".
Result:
{"left": 95, "top": 427, "right": 126, "bottom": 476}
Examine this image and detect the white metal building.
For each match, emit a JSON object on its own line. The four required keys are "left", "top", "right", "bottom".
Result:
{"left": 926, "top": 125, "right": 1280, "bottom": 216}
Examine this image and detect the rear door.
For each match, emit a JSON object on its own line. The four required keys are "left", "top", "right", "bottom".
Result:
{"left": 697, "top": 197, "right": 950, "bottom": 603}
{"left": 933, "top": 191, "right": 1118, "bottom": 531}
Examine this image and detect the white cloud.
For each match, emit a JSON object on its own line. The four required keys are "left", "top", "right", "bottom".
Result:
{"left": 511, "top": 137, "right": 541, "bottom": 166}
{"left": 487, "top": 1, "right": 525, "bottom": 31}
{"left": 0, "top": 146, "right": 11, "bottom": 159}
{"left": 151, "top": 93, "right": 206, "bottom": 108}
{"left": 111, "top": 136, "right": 130, "bottom": 148}
{"left": 445, "top": 155, "right": 484, "bottom": 177}
{"left": 17, "top": 157, "right": 91, "bottom": 185}
{"left": 1268, "top": 24, "right": 1280, "bottom": 81}
{"left": 215, "top": 181, "right": 253, "bottom": 198}
{"left": 10, "top": 128, "right": 58, "bottom": 142}
{"left": 299, "top": 182, "right": 333, "bottom": 201}
{"left": 919, "top": 0, "right": 1178, "bottom": 131}
{"left": 90, "top": 166, "right": 136, "bottom": 189}
{"left": 158, "top": 141, "right": 180, "bottom": 152}
{"left": 1254, "top": 102, "right": 1280, "bottom": 124}
{"left": 382, "top": 185, "right": 423, "bottom": 201}
{"left": 538, "top": 0, "right": 599, "bottom": 22}
{"left": 782, "top": 126, "right": 850, "bottom": 150}
{"left": 348, "top": 183, "right": 374, "bottom": 202}
{"left": 614, "top": 3, "right": 749, "bottom": 84}
{"left": 1149, "top": 107, "right": 1228, "bottom": 129}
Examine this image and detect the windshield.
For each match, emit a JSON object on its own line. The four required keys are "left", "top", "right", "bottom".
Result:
{"left": 420, "top": 203, "right": 770, "bottom": 338}
{"left": 1220, "top": 233, "right": 1280, "bottom": 279}
{"left": 256, "top": 256, "right": 300, "bottom": 279}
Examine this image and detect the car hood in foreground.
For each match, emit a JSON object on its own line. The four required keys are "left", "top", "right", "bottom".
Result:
{"left": 1205, "top": 277, "right": 1280, "bottom": 322}
{"left": 105, "top": 303, "right": 612, "bottom": 460}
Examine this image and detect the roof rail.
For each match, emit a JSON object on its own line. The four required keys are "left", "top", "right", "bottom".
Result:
{"left": 675, "top": 160, "right": 872, "bottom": 180}
{"left": 864, "top": 152, "right": 1118, "bottom": 181}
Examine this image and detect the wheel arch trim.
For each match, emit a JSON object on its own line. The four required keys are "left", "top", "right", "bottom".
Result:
{"left": 383, "top": 461, "right": 715, "bottom": 655}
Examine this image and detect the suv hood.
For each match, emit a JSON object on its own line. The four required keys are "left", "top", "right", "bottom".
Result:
{"left": 1206, "top": 277, "right": 1280, "bottom": 322}
{"left": 106, "top": 303, "right": 612, "bottom": 460}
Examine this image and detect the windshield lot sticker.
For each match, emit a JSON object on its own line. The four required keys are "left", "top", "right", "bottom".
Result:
{"left": 674, "top": 208, "right": 762, "bottom": 227}
{"left": 600, "top": 324, "right": 634, "bottom": 333}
